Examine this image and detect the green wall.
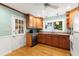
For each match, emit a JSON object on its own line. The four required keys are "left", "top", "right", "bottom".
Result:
{"left": 0, "top": 5, "right": 26, "bottom": 36}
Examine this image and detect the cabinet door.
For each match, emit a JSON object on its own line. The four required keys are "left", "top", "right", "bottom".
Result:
{"left": 26, "top": 15, "right": 37, "bottom": 28}
{"left": 29, "top": 16, "right": 34, "bottom": 28}
{"left": 26, "top": 33, "right": 32, "bottom": 47}
{"left": 45, "top": 34, "right": 51, "bottom": 45}
{"left": 36, "top": 18, "right": 43, "bottom": 29}
{"left": 51, "top": 35, "right": 59, "bottom": 47}
{"left": 37, "top": 34, "right": 41, "bottom": 43}
{"left": 59, "top": 35, "right": 70, "bottom": 49}
{"left": 59, "top": 36, "right": 65, "bottom": 49}
{"left": 33, "top": 17, "right": 37, "bottom": 28}
{"left": 65, "top": 36, "right": 70, "bottom": 49}
{"left": 37, "top": 34, "right": 46, "bottom": 44}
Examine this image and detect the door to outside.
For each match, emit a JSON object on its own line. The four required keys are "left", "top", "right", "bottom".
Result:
{"left": 11, "top": 15, "right": 26, "bottom": 51}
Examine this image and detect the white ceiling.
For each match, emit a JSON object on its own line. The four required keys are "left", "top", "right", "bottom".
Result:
{"left": 3, "top": 3, "right": 78, "bottom": 18}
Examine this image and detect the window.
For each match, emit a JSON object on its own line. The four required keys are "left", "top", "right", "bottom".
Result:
{"left": 15, "top": 19, "right": 24, "bottom": 34}
{"left": 45, "top": 22, "right": 52, "bottom": 29}
{"left": 53, "top": 21, "right": 62, "bottom": 30}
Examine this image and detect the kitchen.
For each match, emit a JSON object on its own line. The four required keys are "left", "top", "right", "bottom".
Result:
{"left": 25, "top": 3, "right": 79, "bottom": 56}
{"left": 0, "top": 3, "right": 79, "bottom": 56}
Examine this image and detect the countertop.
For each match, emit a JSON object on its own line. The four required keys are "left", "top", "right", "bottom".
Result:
{"left": 38, "top": 32, "right": 70, "bottom": 36}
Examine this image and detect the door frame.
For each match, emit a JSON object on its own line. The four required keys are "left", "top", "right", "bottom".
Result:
{"left": 11, "top": 14, "right": 26, "bottom": 51}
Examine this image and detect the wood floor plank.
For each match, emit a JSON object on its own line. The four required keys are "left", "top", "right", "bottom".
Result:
{"left": 6, "top": 44, "right": 70, "bottom": 56}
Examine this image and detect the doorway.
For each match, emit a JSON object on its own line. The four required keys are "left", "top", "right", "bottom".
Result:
{"left": 11, "top": 15, "right": 26, "bottom": 51}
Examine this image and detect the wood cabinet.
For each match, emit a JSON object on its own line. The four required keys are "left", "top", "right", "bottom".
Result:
{"left": 26, "top": 14, "right": 43, "bottom": 29}
{"left": 45, "top": 35, "right": 51, "bottom": 45}
{"left": 26, "top": 33, "right": 32, "bottom": 47}
{"left": 36, "top": 18, "right": 43, "bottom": 29}
{"left": 59, "top": 35, "right": 70, "bottom": 49}
{"left": 66, "top": 12, "right": 71, "bottom": 29}
{"left": 37, "top": 34, "right": 46, "bottom": 44}
{"left": 51, "top": 35, "right": 59, "bottom": 47}
{"left": 37, "top": 33, "right": 70, "bottom": 50}
{"left": 66, "top": 7, "right": 78, "bottom": 29}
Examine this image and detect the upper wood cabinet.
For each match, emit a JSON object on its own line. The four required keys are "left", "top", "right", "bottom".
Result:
{"left": 26, "top": 14, "right": 43, "bottom": 29}
{"left": 66, "top": 7, "right": 78, "bottom": 29}
{"left": 36, "top": 18, "right": 43, "bottom": 29}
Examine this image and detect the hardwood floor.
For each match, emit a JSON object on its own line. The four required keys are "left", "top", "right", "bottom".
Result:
{"left": 6, "top": 44, "right": 70, "bottom": 56}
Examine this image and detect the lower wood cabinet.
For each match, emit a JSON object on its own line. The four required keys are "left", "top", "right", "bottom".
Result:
{"left": 59, "top": 36, "right": 67, "bottom": 49}
{"left": 37, "top": 34, "right": 70, "bottom": 50}
{"left": 58, "top": 35, "right": 70, "bottom": 49}
{"left": 26, "top": 33, "right": 32, "bottom": 47}
{"left": 51, "top": 35, "right": 59, "bottom": 47}
{"left": 37, "top": 34, "right": 46, "bottom": 44}
{"left": 45, "top": 35, "right": 51, "bottom": 45}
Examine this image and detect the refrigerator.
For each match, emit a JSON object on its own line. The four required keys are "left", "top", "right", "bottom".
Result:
{"left": 70, "top": 12, "right": 79, "bottom": 56}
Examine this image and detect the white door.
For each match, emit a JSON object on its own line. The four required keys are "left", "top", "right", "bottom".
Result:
{"left": 11, "top": 15, "right": 26, "bottom": 51}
